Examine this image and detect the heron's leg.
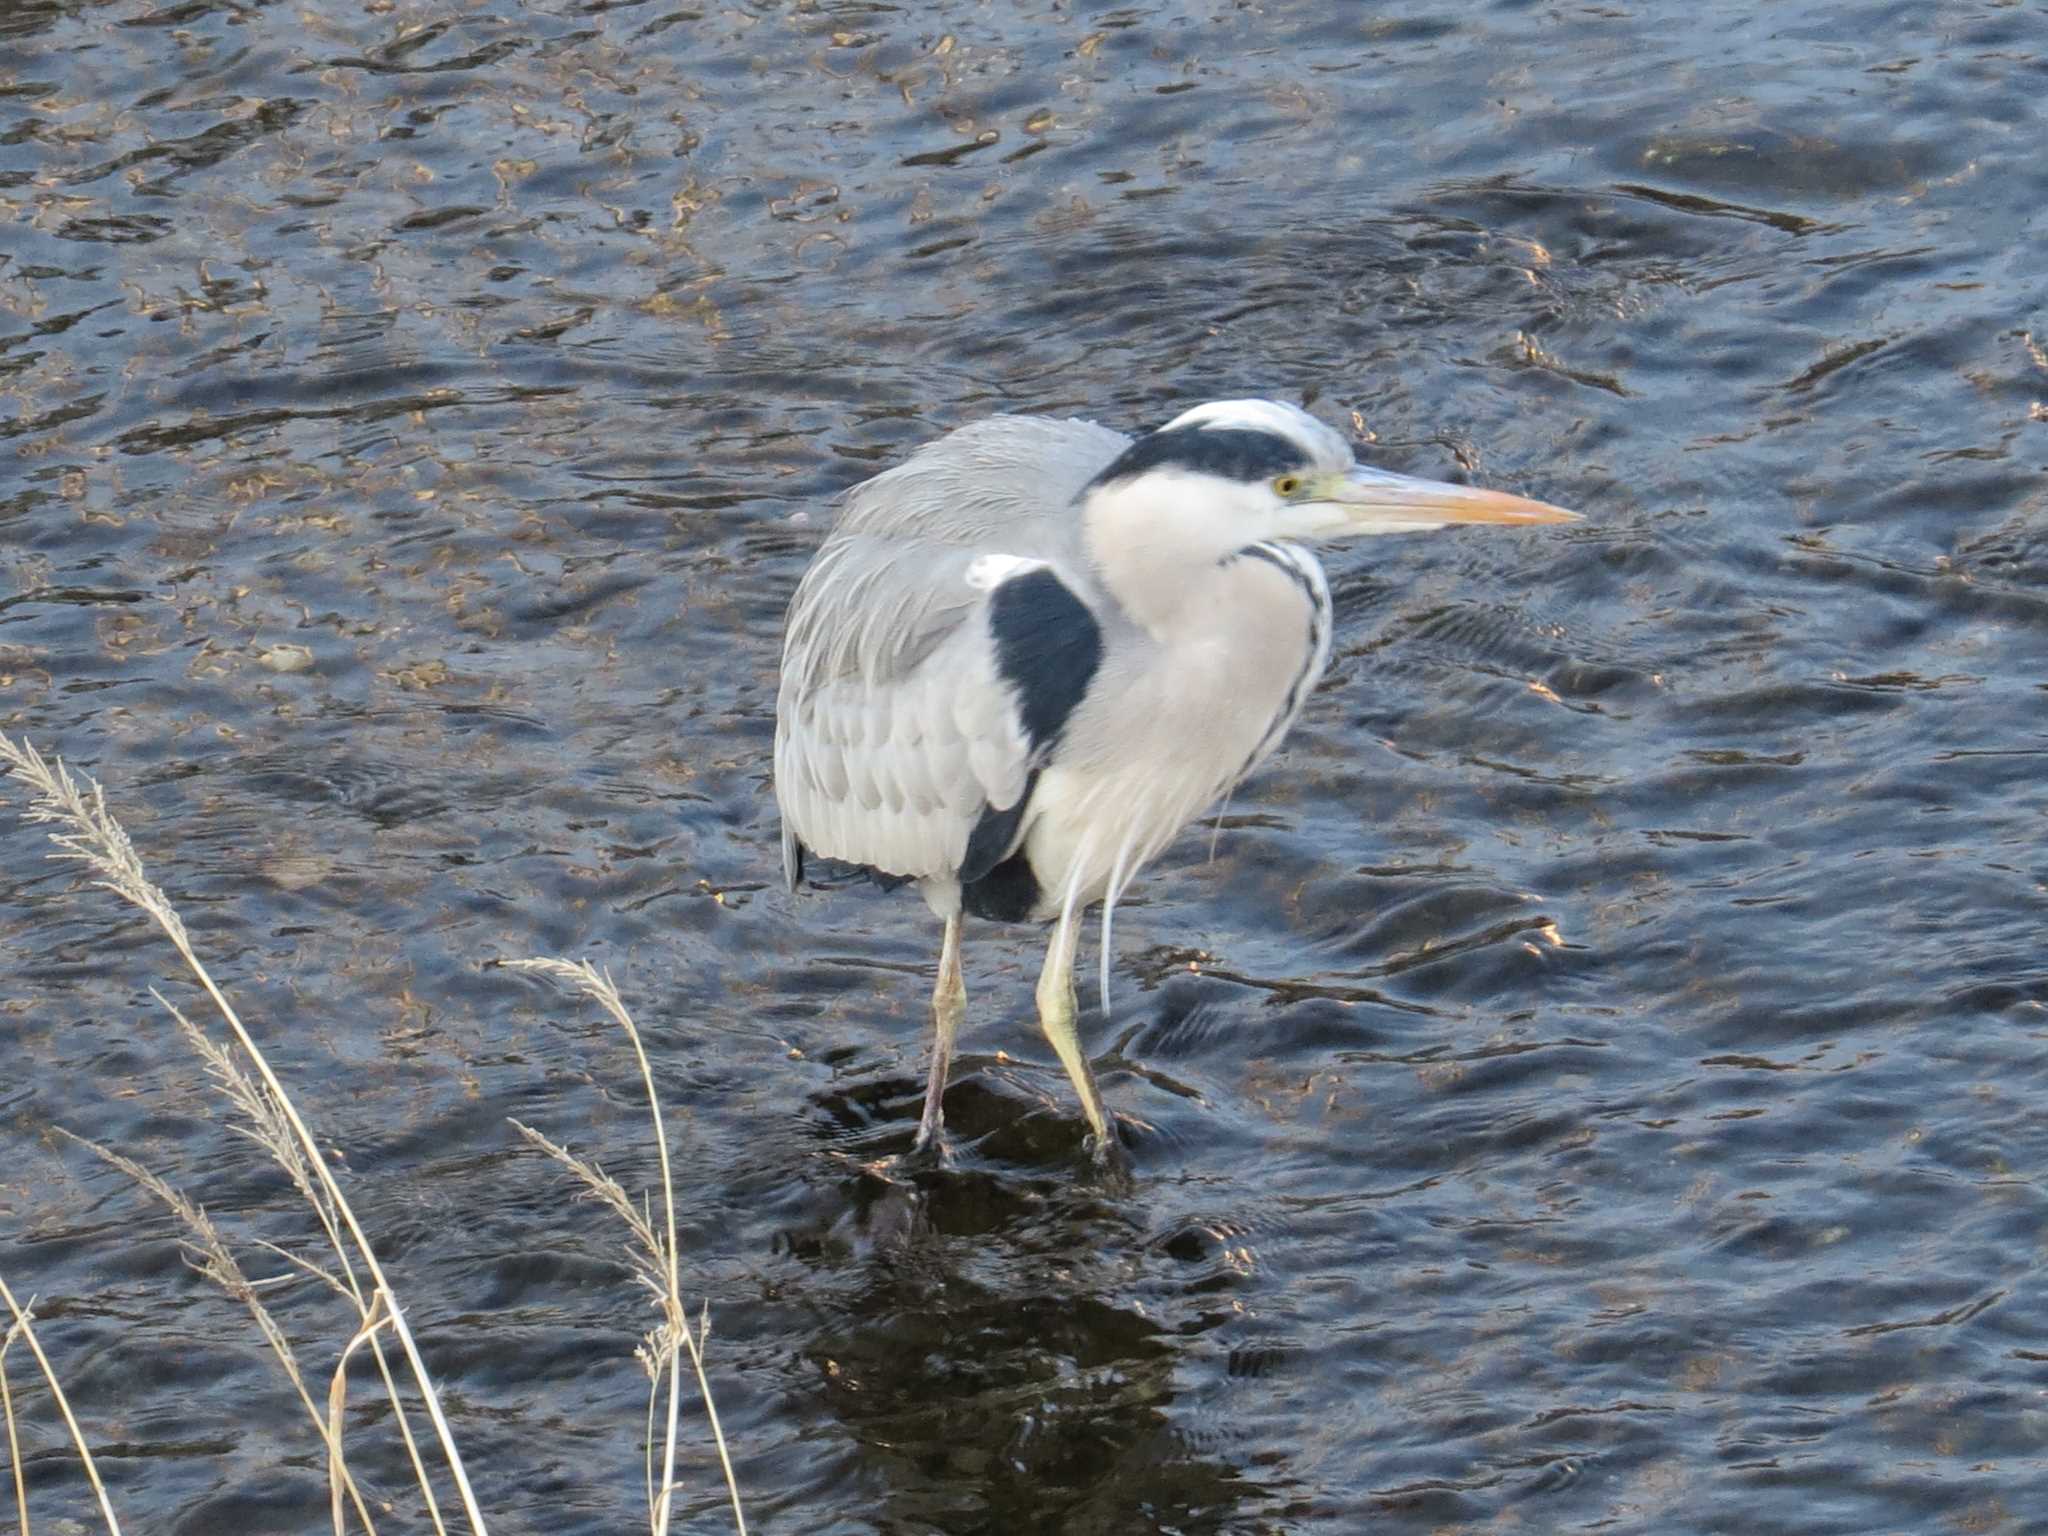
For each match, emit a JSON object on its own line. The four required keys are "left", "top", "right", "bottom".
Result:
{"left": 1035, "top": 915, "right": 1120, "bottom": 1162}
{"left": 913, "top": 913, "right": 965, "bottom": 1152}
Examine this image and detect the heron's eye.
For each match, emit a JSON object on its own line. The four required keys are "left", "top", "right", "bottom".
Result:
{"left": 1272, "top": 474, "right": 1302, "bottom": 497}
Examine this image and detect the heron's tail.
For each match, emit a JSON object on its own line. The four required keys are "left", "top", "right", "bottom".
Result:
{"left": 781, "top": 822, "right": 805, "bottom": 891}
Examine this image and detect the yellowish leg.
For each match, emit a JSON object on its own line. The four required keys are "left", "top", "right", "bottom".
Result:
{"left": 913, "top": 914, "right": 965, "bottom": 1153}
{"left": 1036, "top": 915, "right": 1120, "bottom": 1163}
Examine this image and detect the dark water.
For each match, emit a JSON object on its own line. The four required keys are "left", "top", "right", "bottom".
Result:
{"left": 4, "top": 0, "right": 2047, "bottom": 1530}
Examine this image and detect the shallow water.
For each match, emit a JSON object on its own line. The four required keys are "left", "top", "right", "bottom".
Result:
{"left": 4, "top": 0, "right": 2046, "bottom": 1531}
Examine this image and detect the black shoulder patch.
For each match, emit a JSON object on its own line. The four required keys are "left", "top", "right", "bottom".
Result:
{"left": 1086, "top": 427, "right": 1311, "bottom": 491}
{"left": 988, "top": 567, "right": 1102, "bottom": 756}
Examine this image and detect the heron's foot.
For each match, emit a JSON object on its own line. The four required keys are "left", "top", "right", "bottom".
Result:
{"left": 1086, "top": 1123, "right": 1133, "bottom": 1182}
{"left": 902, "top": 1124, "right": 955, "bottom": 1172}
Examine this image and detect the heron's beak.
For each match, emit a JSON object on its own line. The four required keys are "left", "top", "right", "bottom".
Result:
{"left": 1311, "top": 465, "right": 1580, "bottom": 535}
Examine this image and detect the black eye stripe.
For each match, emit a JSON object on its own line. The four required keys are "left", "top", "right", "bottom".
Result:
{"left": 1087, "top": 427, "right": 1312, "bottom": 490}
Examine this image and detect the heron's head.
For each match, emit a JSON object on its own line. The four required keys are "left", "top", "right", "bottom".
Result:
{"left": 1082, "top": 398, "right": 1577, "bottom": 564}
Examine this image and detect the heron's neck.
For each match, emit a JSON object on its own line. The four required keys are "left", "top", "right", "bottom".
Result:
{"left": 1080, "top": 481, "right": 1246, "bottom": 636}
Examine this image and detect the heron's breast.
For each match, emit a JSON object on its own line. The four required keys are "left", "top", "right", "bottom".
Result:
{"left": 1017, "top": 559, "right": 1328, "bottom": 914}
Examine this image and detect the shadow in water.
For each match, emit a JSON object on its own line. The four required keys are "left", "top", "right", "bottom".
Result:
{"left": 785, "top": 1141, "right": 1297, "bottom": 1535}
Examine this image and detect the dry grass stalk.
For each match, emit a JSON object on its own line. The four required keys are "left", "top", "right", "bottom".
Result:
{"left": 333, "top": 1297, "right": 394, "bottom": 1536}
{"left": 152, "top": 991, "right": 449, "bottom": 1531}
{"left": 0, "top": 1274, "right": 123, "bottom": 1535}
{"left": 504, "top": 957, "right": 747, "bottom": 1536}
{"left": 54, "top": 1133, "right": 382, "bottom": 1536}
{"left": 0, "top": 734, "right": 486, "bottom": 1535}
{"left": 2, "top": 1306, "right": 32, "bottom": 1534}
{"left": 159, "top": 992, "right": 348, "bottom": 1274}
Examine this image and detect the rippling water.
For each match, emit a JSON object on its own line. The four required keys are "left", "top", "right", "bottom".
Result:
{"left": 4, "top": 1, "right": 2046, "bottom": 1531}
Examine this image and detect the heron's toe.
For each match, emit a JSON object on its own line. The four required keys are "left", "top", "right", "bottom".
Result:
{"left": 901, "top": 1127, "right": 956, "bottom": 1172}
{"left": 1087, "top": 1125, "right": 1134, "bottom": 1181}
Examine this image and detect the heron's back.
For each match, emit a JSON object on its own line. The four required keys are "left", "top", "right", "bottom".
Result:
{"left": 831, "top": 414, "right": 1132, "bottom": 546}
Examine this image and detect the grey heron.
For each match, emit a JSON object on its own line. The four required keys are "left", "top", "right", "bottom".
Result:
{"left": 774, "top": 399, "right": 1578, "bottom": 1167}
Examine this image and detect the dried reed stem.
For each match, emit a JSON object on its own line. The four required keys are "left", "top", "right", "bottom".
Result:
{"left": 54, "top": 1133, "right": 382, "bottom": 1536}
{"left": 151, "top": 993, "right": 445, "bottom": 1533}
{"left": 504, "top": 958, "right": 747, "bottom": 1536}
{"left": 0, "top": 1276, "right": 122, "bottom": 1535}
{"left": 2, "top": 1312, "right": 31, "bottom": 1536}
{"left": 0, "top": 735, "right": 485, "bottom": 1535}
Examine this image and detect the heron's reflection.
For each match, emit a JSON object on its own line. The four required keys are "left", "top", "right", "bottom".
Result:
{"left": 783, "top": 1129, "right": 1295, "bottom": 1534}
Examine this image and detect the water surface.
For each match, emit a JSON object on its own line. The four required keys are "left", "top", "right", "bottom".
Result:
{"left": 4, "top": 1, "right": 2046, "bottom": 1531}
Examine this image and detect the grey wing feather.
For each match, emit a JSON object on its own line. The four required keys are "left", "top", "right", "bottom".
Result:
{"left": 829, "top": 414, "right": 1131, "bottom": 551}
{"left": 774, "top": 415, "right": 1130, "bottom": 886}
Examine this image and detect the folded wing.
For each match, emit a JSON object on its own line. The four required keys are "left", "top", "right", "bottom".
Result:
{"left": 773, "top": 414, "right": 1129, "bottom": 893}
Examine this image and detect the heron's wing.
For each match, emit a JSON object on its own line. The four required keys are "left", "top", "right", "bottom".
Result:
{"left": 773, "top": 415, "right": 1128, "bottom": 888}
{"left": 774, "top": 566, "right": 1044, "bottom": 886}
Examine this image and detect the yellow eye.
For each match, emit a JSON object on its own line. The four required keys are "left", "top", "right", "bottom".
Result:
{"left": 1273, "top": 474, "right": 1302, "bottom": 497}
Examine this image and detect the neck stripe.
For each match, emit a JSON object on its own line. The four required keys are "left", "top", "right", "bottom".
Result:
{"left": 1230, "top": 542, "right": 1333, "bottom": 784}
